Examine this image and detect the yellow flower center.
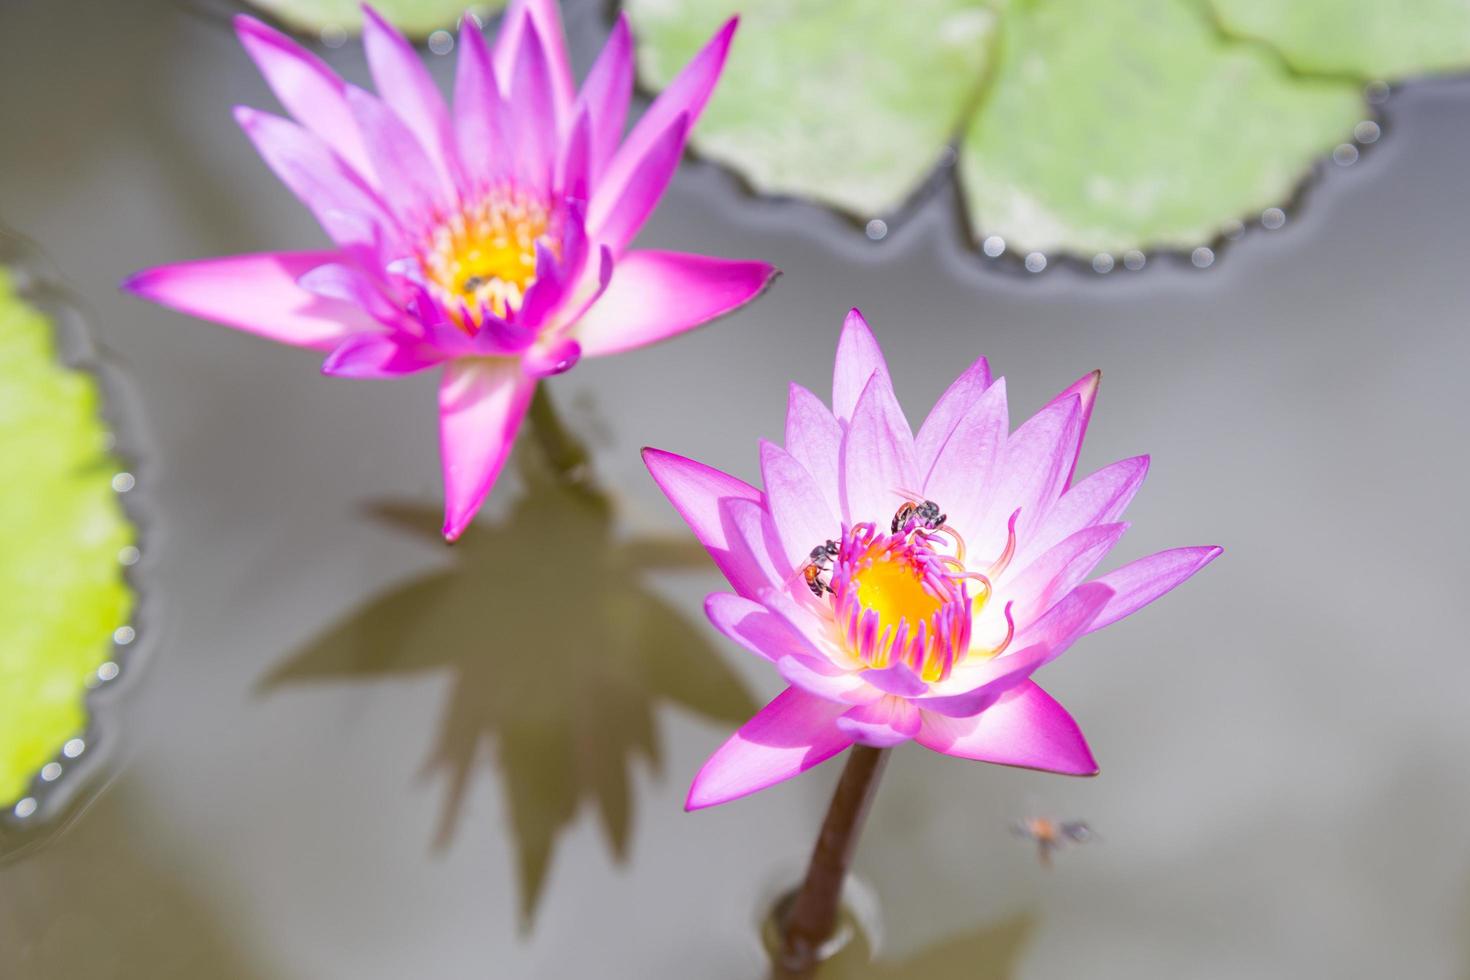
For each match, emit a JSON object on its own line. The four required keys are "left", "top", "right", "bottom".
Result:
{"left": 815, "top": 506, "right": 1023, "bottom": 683}
{"left": 852, "top": 553, "right": 944, "bottom": 633}
{"left": 830, "top": 524, "right": 973, "bottom": 682}
{"left": 421, "top": 187, "right": 557, "bottom": 329}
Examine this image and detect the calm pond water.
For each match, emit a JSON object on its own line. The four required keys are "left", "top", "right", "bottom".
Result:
{"left": 3, "top": 1, "right": 1470, "bottom": 977}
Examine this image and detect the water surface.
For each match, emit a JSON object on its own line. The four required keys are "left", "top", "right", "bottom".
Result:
{"left": 2, "top": 1, "right": 1470, "bottom": 976}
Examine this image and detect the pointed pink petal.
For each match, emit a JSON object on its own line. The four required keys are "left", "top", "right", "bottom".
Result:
{"left": 836, "top": 696, "right": 920, "bottom": 748}
{"left": 917, "top": 641, "right": 1052, "bottom": 718}
{"left": 489, "top": 0, "right": 528, "bottom": 86}
{"left": 784, "top": 383, "right": 842, "bottom": 516}
{"left": 549, "top": 243, "right": 614, "bottom": 332}
{"left": 973, "top": 395, "right": 1082, "bottom": 558}
{"left": 297, "top": 262, "right": 399, "bottom": 323}
{"left": 453, "top": 16, "right": 508, "bottom": 186}
{"left": 597, "top": 17, "right": 735, "bottom": 209}
{"left": 233, "top": 107, "right": 394, "bottom": 248}
{"left": 1085, "top": 546, "right": 1223, "bottom": 635}
{"left": 234, "top": 15, "right": 372, "bottom": 178}
{"left": 521, "top": 336, "right": 581, "bottom": 378}
{"left": 361, "top": 5, "right": 459, "bottom": 191}
{"left": 588, "top": 111, "right": 688, "bottom": 252}
{"left": 556, "top": 108, "right": 592, "bottom": 203}
{"left": 515, "top": 211, "right": 594, "bottom": 329}
{"left": 525, "top": 0, "right": 575, "bottom": 121}
{"left": 1016, "top": 455, "right": 1149, "bottom": 568}
{"left": 322, "top": 332, "right": 444, "bottom": 378}
{"left": 861, "top": 663, "right": 928, "bottom": 698}
{"left": 573, "top": 14, "right": 633, "bottom": 186}
{"left": 724, "top": 496, "right": 790, "bottom": 592}
{"left": 574, "top": 250, "right": 777, "bottom": 357}
{"left": 831, "top": 308, "right": 891, "bottom": 425}
{"left": 345, "top": 86, "right": 445, "bottom": 225}
{"left": 917, "top": 681, "right": 1097, "bottom": 775}
{"left": 1044, "top": 370, "right": 1100, "bottom": 488}
{"left": 925, "top": 583, "right": 1111, "bottom": 705}
{"left": 760, "top": 440, "right": 840, "bottom": 577}
{"left": 1004, "top": 522, "right": 1129, "bottom": 628}
{"left": 438, "top": 359, "right": 535, "bottom": 541}
{"left": 775, "top": 656, "right": 878, "bottom": 705}
{"left": 512, "top": 238, "right": 574, "bottom": 332}
{"left": 840, "top": 371, "right": 918, "bottom": 526}
{"left": 123, "top": 251, "right": 373, "bottom": 350}
{"left": 920, "top": 377, "right": 1007, "bottom": 537}
{"left": 914, "top": 355, "right": 992, "bottom": 476}
{"left": 755, "top": 586, "right": 848, "bottom": 664}
{"left": 492, "top": 0, "right": 574, "bottom": 128}
{"left": 703, "top": 593, "right": 872, "bottom": 707}
{"left": 641, "top": 448, "right": 770, "bottom": 599}
{"left": 686, "top": 686, "right": 852, "bottom": 810}
{"left": 1012, "top": 581, "right": 1114, "bottom": 666}
{"left": 505, "top": 17, "right": 559, "bottom": 192}
{"left": 705, "top": 592, "right": 806, "bottom": 664}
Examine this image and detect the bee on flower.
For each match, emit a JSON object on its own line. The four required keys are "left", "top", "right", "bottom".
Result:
{"left": 644, "top": 309, "right": 1220, "bottom": 810}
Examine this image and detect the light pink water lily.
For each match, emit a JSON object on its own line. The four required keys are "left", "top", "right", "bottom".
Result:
{"left": 124, "top": 1, "right": 775, "bottom": 540}
{"left": 644, "top": 310, "right": 1220, "bottom": 810}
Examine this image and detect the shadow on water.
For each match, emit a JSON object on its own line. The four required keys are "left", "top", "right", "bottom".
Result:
{"left": 795, "top": 912, "right": 1036, "bottom": 980}
{"left": 259, "top": 449, "right": 758, "bottom": 930}
{"left": 0, "top": 780, "right": 268, "bottom": 980}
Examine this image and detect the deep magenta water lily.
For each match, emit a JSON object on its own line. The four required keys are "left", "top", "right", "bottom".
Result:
{"left": 124, "top": 1, "right": 775, "bottom": 539}
{"left": 644, "top": 310, "right": 1220, "bottom": 810}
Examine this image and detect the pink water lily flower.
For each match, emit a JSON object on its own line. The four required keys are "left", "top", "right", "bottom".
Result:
{"left": 644, "top": 310, "right": 1220, "bottom": 810}
{"left": 125, "top": 1, "right": 775, "bottom": 540}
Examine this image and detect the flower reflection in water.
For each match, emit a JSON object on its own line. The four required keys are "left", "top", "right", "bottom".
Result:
{"left": 262, "top": 453, "right": 757, "bottom": 928}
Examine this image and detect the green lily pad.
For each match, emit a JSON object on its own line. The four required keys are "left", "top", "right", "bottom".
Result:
{"left": 0, "top": 266, "right": 134, "bottom": 810}
{"left": 630, "top": 0, "right": 1457, "bottom": 258}
{"left": 627, "top": 0, "right": 997, "bottom": 216}
{"left": 958, "top": 0, "right": 1363, "bottom": 254}
{"left": 244, "top": 0, "right": 504, "bottom": 40}
{"left": 1212, "top": 0, "right": 1470, "bottom": 79}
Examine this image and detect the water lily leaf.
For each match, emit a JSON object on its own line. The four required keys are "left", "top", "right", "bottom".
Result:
{"left": 626, "top": 0, "right": 998, "bottom": 217}
{"left": 1211, "top": 0, "right": 1470, "bottom": 79}
{"left": 244, "top": 0, "right": 504, "bottom": 39}
{"left": 0, "top": 267, "right": 134, "bottom": 809}
{"left": 629, "top": 0, "right": 1388, "bottom": 258}
{"left": 958, "top": 0, "right": 1363, "bottom": 254}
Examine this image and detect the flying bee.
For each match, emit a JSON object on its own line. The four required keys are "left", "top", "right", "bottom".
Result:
{"left": 1011, "top": 817, "right": 1094, "bottom": 868}
{"left": 798, "top": 540, "right": 840, "bottom": 597}
{"left": 892, "top": 498, "right": 946, "bottom": 536}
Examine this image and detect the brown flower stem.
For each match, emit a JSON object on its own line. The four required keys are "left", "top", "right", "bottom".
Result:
{"left": 526, "top": 384, "right": 595, "bottom": 491}
{"left": 777, "top": 744, "right": 890, "bottom": 975}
